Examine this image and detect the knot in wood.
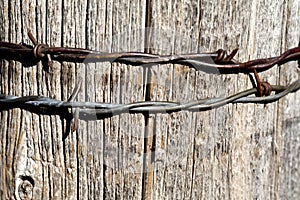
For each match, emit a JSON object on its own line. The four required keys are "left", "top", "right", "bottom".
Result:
{"left": 18, "top": 176, "right": 34, "bottom": 200}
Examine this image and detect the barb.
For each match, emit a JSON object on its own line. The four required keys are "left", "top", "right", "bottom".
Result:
{"left": 0, "top": 32, "right": 300, "bottom": 73}
{"left": 0, "top": 79, "right": 299, "bottom": 120}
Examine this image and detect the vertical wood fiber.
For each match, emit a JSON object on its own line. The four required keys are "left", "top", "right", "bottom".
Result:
{"left": 0, "top": 0, "right": 299, "bottom": 199}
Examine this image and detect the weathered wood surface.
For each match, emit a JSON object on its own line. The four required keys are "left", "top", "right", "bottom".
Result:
{"left": 0, "top": 0, "right": 299, "bottom": 199}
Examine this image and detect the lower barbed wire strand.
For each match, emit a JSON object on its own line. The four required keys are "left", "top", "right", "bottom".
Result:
{"left": 234, "top": 79, "right": 300, "bottom": 103}
{"left": 0, "top": 79, "right": 299, "bottom": 117}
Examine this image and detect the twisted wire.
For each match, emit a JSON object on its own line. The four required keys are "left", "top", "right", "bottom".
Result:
{"left": 0, "top": 32, "right": 300, "bottom": 134}
{"left": 0, "top": 31, "right": 299, "bottom": 73}
{"left": 0, "top": 80, "right": 299, "bottom": 120}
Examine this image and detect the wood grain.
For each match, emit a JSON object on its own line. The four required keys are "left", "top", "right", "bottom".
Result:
{"left": 0, "top": 0, "right": 299, "bottom": 199}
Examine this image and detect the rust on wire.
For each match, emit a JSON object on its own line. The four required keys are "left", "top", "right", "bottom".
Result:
{"left": 0, "top": 32, "right": 300, "bottom": 74}
{"left": 253, "top": 69, "right": 264, "bottom": 97}
{"left": 0, "top": 31, "right": 300, "bottom": 136}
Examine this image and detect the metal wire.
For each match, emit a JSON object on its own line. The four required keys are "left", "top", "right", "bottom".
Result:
{"left": 0, "top": 80, "right": 299, "bottom": 120}
{"left": 0, "top": 32, "right": 300, "bottom": 134}
{"left": 0, "top": 31, "right": 299, "bottom": 73}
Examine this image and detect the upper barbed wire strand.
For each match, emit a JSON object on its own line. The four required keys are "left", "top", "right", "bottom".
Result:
{"left": 0, "top": 31, "right": 299, "bottom": 73}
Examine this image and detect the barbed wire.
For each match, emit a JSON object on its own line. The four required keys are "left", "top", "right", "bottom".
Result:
{"left": 0, "top": 31, "right": 299, "bottom": 73}
{"left": 0, "top": 32, "right": 300, "bottom": 134}
{"left": 0, "top": 79, "right": 299, "bottom": 119}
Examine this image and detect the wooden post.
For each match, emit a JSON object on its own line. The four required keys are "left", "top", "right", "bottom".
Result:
{"left": 0, "top": 0, "right": 299, "bottom": 199}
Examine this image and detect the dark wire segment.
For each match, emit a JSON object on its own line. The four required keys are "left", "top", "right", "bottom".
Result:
{"left": 0, "top": 80, "right": 299, "bottom": 119}
{"left": 0, "top": 30, "right": 299, "bottom": 73}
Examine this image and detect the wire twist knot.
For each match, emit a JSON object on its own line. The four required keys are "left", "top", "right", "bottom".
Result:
{"left": 33, "top": 44, "right": 49, "bottom": 59}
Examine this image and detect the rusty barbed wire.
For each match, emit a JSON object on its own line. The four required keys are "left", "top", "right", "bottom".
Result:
{"left": 0, "top": 31, "right": 299, "bottom": 73}
{"left": 0, "top": 32, "right": 300, "bottom": 135}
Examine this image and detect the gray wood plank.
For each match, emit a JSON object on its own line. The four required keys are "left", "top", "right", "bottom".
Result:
{"left": 278, "top": 1, "right": 300, "bottom": 199}
{"left": 0, "top": 0, "right": 300, "bottom": 199}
